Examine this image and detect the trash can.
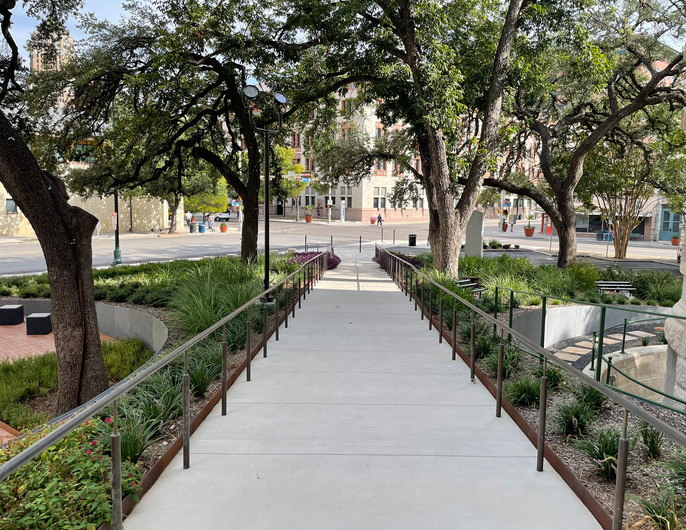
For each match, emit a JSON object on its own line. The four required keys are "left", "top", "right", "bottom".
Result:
{"left": 190, "top": 223, "right": 197, "bottom": 233}
{"left": 409, "top": 234, "right": 417, "bottom": 247}
{"left": 198, "top": 224, "right": 206, "bottom": 233}
{"left": 595, "top": 230, "right": 603, "bottom": 241}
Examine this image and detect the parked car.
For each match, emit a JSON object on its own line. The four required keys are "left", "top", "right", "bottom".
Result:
{"left": 214, "top": 212, "right": 231, "bottom": 222}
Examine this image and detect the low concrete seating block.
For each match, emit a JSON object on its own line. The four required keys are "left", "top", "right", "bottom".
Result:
{"left": 26, "top": 313, "right": 52, "bottom": 335}
{"left": 0, "top": 304, "right": 24, "bottom": 325}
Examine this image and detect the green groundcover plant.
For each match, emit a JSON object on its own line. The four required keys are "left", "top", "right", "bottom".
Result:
{"left": 0, "top": 420, "right": 141, "bottom": 529}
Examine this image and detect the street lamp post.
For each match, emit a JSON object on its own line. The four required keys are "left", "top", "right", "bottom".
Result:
{"left": 242, "top": 85, "right": 288, "bottom": 294}
{"left": 111, "top": 191, "right": 122, "bottom": 266}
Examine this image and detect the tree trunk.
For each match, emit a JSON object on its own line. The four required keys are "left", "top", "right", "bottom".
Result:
{"left": 553, "top": 193, "right": 577, "bottom": 268}
{"left": 419, "top": 127, "right": 461, "bottom": 277}
{"left": 241, "top": 194, "right": 259, "bottom": 262}
{"left": 167, "top": 195, "right": 179, "bottom": 234}
{"left": 0, "top": 111, "right": 108, "bottom": 414}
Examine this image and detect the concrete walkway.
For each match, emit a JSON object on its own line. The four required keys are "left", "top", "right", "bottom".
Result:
{"left": 124, "top": 257, "right": 601, "bottom": 529}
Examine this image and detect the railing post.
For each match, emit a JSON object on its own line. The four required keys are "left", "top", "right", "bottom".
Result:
{"left": 606, "top": 357, "right": 613, "bottom": 385}
{"left": 409, "top": 270, "right": 413, "bottom": 302}
{"left": 508, "top": 290, "right": 514, "bottom": 342}
{"left": 246, "top": 318, "right": 252, "bottom": 382}
{"left": 305, "top": 234, "right": 307, "bottom": 252}
{"left": 298, "top": 271, "right": 302, "bottom": 309}
{"left": 415, "top": 276, "right": 418, "bottom": 311}
{"left": 470, "top": 312, "right": 476, "bottom": 383}
{"left": 494, "top": 286, "right": 499, "bottom": 336}
{"left": 537, "top": 358, "right": 548, "bottom": 472}
{"left": 111, "top": 399, "right": 123, "bottom": 530}
{"left": 285, "top": 287, "right": 289, "bottom": 328}
{"left": 439, "top": 296, "right": 443, "bottom": 343}
{"left": 221, "top": 336, "right": 228, "bottom": 416}
{"left": 496, "top": 330, "right": 504, "bottom": 418}
{"left": 540, "top": 296, "right": 547, "bottom": 348}
{"left": 596, "top": 306, "right": 607, "bottom": 381}
{"left": 612, "top": 409, "right": 629, "bottom": 530}
{"left": 621, "top": 318, "right": 627, "bottom": 354}
{"left": 590, "top": 331, "right": 597, "bottom": 371}
{"left": 428, "top": 291, "right": 433, "bottom": 330}
{"left": 275, "top": 294, "right": 280, "bottom": 341}
{"left": 452, "top": 306, "right": 457, "bottom": 361}
{"left": 421, "top": 283, "right": 425, "bottom": 320}
{"left": 263, "top": 302, "right": 268, "bottom": 358}
{"left": 183, "top": 351, "right": 190, "bottom": 469}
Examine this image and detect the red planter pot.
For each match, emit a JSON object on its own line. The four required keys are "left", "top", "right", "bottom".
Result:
{"left": 524, "top": 227, "right": 535, "bottom": 237}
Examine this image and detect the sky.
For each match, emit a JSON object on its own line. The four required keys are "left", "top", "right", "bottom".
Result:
{"left": 11, "top": 1, "right": 127, "bottom": 59}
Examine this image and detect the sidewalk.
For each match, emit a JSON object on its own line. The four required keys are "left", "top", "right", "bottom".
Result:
{"left": 124, "top": 256, "right": 599, "bottom": 529}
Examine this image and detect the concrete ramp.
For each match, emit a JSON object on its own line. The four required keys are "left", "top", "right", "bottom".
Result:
{"left": 124, "top": 259, "right": 600, "bottom": 529}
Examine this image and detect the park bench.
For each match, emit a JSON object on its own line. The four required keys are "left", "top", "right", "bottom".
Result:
{"left": 457, "top": 277, "right": 486, "bottom": 297}
{"left": 595, "top": 281, "right": 636, "bottom": 297}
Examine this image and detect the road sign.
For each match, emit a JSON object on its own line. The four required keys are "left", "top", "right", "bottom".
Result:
{"left": 302, "top": 177, "right": 310, "bottom": 183}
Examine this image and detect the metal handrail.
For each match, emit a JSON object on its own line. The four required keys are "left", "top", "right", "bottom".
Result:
{"left": 599, "top": 354, "right": 686, "bottom": 410}
{"left": 378, "top": 247, "right": 686, "bottom": 445}
{"left": 378, "top": 245, "right": 686, "bottom": 530}
{"left": 0, "top": 252, "right": 326, "bottom": 486}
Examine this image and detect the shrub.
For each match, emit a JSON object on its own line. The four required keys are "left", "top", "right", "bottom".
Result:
{"left": 575, "top": 427, "right": 622, "bottom": 482}
{"left": 639, "top": 422, "right": 663, "bottom": 460}
{"left": 96, "top": 405, "right": 163, "bottom": 464}
{"left": 573, "top": 385, "right": 606, "bottom": 412}
{"left": 641, "top": 336, "right": 651, "bottom": 346}
{"left": 103, "top": 338, "right": 153, "bottom": 380}
{"left": 502, "top": 244, "right": 511, "bottom": 249}
{"left": 533, "top": 364, "right": 565, "bottom": 389}
{"left": 472, "top": 333, "right": 499, "bottom": 359}
{"left": 138, "top": 372, "right": 183, "bottom": 422}
{"left": 189, "top": 358, "right": 221, "bottom": 398}
{"left": 327, "top": 254, "right": 342, "bottom": 270}
{"left": 0, "top": 421, "right": 141, "bottom": 527}
{"left": 554, "top": 399, "right": 595, "bottom": 437}
{"left": 661, "top": 452, "right": 686, "bottom": 495}
{"left": 488, "top": 239, "right": 500, "bottom": 249}
{"left": 514, "top": 244, "right": 520, "bottom": 249}
{"left": 631, "top": 488, "right": 685, "bottom": 530}
{"left": 483, "top": 345, "right": 522, "bottom": 379}
{"left": 504, "top": 378, "right": 540, "bottom": 407}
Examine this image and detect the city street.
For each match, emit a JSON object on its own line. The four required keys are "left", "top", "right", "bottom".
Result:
{"left": 0, "top": 217, "right": 679, "bottom": 276}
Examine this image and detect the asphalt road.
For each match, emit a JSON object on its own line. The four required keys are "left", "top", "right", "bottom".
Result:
{"left": 0, "top": 217, "right": 679, "bottom": 275}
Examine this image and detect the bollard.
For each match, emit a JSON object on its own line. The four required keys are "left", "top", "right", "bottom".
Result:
{"left": 496, "top": 330, "right": 504, "bottom": 418}
{"left": 606, "top": 357, "right": 613, "bottom": 385}
{"left": 359, "top": 235, "right": 362, "bottom": 253}
{"left": 111, "top": 399, "right": 123, "bottom": 530}
{"left": 305, "top": 235, "right": 308, "bottom": 253}
{"left": 393, "top": 229, "right": 396, "bottom": 244}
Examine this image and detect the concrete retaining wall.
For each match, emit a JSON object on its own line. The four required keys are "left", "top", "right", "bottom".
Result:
{"left": 0, "top": 299, "right": 168, "bottom": 353}
{"left": 596, "top": 346, "right": 667, "bottom": 401}
{"left": 512, "top": 304, "right": 672, "bottom": 348}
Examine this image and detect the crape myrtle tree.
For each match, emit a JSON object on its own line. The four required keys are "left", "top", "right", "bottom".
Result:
{"left": 477, "top": 0, "right": 686, "bottom": 266}
{"left": 291, "top": 0, "right": 585, "bottom": 276}
{"left": 575, "top": 110, "right": 686, "bottom": 258}
{"left": 0, "top": 0, "right": 109, "bottom": 413}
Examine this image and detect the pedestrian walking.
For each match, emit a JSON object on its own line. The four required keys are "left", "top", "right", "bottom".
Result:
{"left": 377, "top": 214, "right": 383, "bottom": 227}
{"left": 208, "top": 212, "right": 215, "bottom": 232}
{"left": 185, "top": 211, "right": 192, "bottom": 226}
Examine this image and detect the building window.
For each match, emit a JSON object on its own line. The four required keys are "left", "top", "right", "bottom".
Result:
{"left": 292, "top": 133, "right": 301, "bottom": 147}
{"left": 5, "top": 198, "right": 17, "bottom": 214}
{"left": 374, "top": 187, "right": 386, "bottom": 209}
